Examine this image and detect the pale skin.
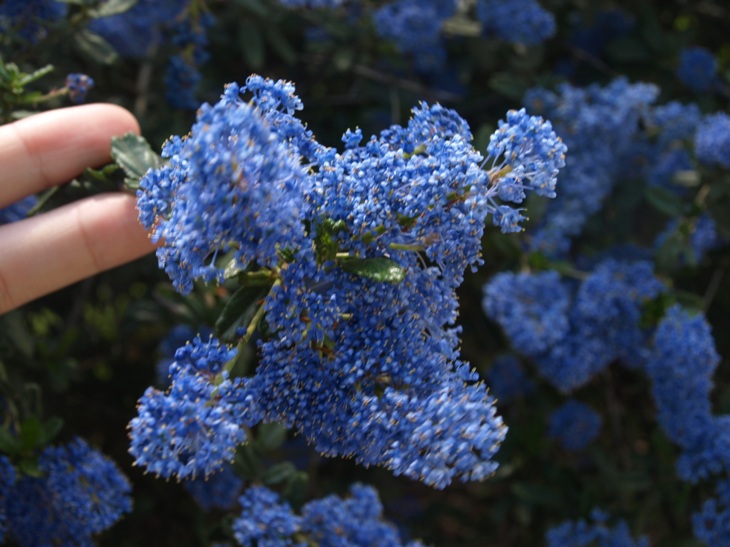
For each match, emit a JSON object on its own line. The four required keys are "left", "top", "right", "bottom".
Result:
{"left": 0, "top": 104, "right": 154, "bottom": 314}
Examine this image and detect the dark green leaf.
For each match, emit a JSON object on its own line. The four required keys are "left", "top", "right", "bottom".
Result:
{"left": 39, "top": 417, "right": 64, "bottom": 445}
{"left": 239, "top": 22, "right": 265, "bottom": 70}
{"left": 0, "top": 428, "right": 21, "bottom": 454}
{"left": 74, "top": 30, "right": 118, "bottom": 65}
{"left": 644, "top": 185, "right": 683, "bottom": 217}
{"left": 263, "top": 462, "right": 296, "bottom": 485}
{"left": 111, "top": 133, "right": 164, "bottom": 190}
{"left": 283, "top": 471, "right": 309, "bottom": 505}
{"left": 265, "top": 25, "right": 297, "bottom": 66}
{"left": 234, "top": 443, "right": 263, "bottom": 480}
{"left": 89, "top": 0, "right": 138, "bottom": 17}
{"left": 256, "top": 422, "right": 288, "bottom": 451}
{"left": 214, "top": 285, "right": 269, "bottom": 341}
{"left": 339, "top": 257, "right": 406, "bottom": 284}
{"left": 19, "top": 416, "right": 43, "bottom": 451}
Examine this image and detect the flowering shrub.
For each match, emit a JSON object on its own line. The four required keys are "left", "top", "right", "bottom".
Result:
{"left": 1, "top": 0, "right": 730, "bottom": 545}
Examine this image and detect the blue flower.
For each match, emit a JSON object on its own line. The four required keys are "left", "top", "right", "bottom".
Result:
{"left": 65, "top": 73, "right": 94, "bottom": 104}
{"left": 183, "top": 463, "right": 245, "bottom": 511}
{"left": 0, "top": 195, "right": 36, "bottom": 225}
{"left": 476, "top": 0, "right": 555, "bottom": 45}
{"left": 546, "top": 509, "right": 649, "bottom": 547}
{"left": 5, "top": 438, "right": 131, "bottom": 546}
{"left": 677, "top": 47, "right": 718, "bottom": 93}
{"left": 695, "top": 113, "right": 730, "bottom": 169}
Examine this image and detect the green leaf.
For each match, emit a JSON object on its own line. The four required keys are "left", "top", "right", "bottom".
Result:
{"left": 39, "top": 417, "right": 64, "bottom": 446}
{"left": 74, "top": 30, "right": 118, "bottom": 65}
{"left": 0, "top": 427, "right": 21, "bottom": 454}
{"left": 239, "top": 21, "right": 265, "bottom": 70}
{"left": 89, "top": 0, "right": 138, "bottom": 17}
{"left": 644, "top": 185, "right": 684, "bottom": 217}
{"left": 111, "top": 133, "right": 164, "bottom": 190}
{"left": 263, "top": 462, "right": 296, "bottom": 485}
{"left": 283, "top": 471, "right": 309, "bottom": 505}
{"left": 256, "top": 422, "right": 288, "bottom": 451}
{"left": 214, "top": 285, "right": 269, "bottom": 341}
{"left": 339, "top": 257, "right": 406, "bottom": 284}
{"left": 19, "top": 416, "right": 43, "bottom": 451}
{"left": 235, "top": 443, "right": 263, "bottom": 480}
{"left": 265, "top": 25, "right": 297, "bottom": 66}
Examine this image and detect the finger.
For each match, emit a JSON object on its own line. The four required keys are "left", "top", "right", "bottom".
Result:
{"left": 0, "top": 193, "right": 153, "bottom": 314}
{"left": 0, "top": 104, "right": 140, "bottom": 208}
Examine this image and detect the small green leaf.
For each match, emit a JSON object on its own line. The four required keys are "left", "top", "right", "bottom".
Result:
{"left": 644, "top": 185, "right": 684, "bottom": 217}
{"left": 111, "top": 133, "right": 164, "bottom": 190}
{"left": 39, "top": 417, "right": 64, "bottom": 446}
{"left": 339, "top": 257, "right": 406, "bottom": 284}
{"left": 19, "top": 417, "right": 43, "bottom": 451}
{"left": 234, "top": 443, "right": 263, "bottom": 480}
{"left": 239, "top": 21, "right": 265, "bottom": 70}
{"left": 89, "top": 0, "right": 138, "bottom": 17}
{"left": 0, "top": 428, "right": 21, "bottom": 454}
{"left": 74, "top": 30, "right": 118, "bottom": 65}
{"left": 215, "top": 285, "right": 269, "bottom": 341}
{"left": 283, "top": 471, "right": 309, "bottom": 505}
{"left": 263, "top": 462, "right": 297, "bottom": 486}
{"left": 256, "top": 422, "right": 288, "bottom": 451}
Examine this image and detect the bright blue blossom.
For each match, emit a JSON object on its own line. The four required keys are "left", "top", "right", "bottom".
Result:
{"left": 677, "top": 47, "right": 717, "bottom": 93}
{"left": 548, "top": 400, "right": 602, "bottom": 452}
{"left": 65, "top": 73, "right": 94, "bottom": 104}
{"left": 5, "top": 438, "right": 131, "bottom": 547}
{"left": 233, "top": 484, "right": 424, "bottom": 547}
{"left": 695, "top": 113, "right": 730, "bottom": 169}
{"left": 475, "top": 0, "right": 556, "bottom": 45}
{"left": 135, "top": 75, "right": 566, "bottom": 488}
{"left": 546, "top": 509, "right": 649, "bottom": 547}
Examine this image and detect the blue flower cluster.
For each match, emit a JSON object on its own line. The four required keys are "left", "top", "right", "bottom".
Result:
{"left": 693, "top": 479, "right": 730, "bottom": 547}
{"left": 655, "top": 214, "right": 722, "bottom": 266}
{"left": 65, "top": 73, "right": 94, "bottom": 104}
{"left": 644, "top": 305, "right": 726, "bottom": 483}
{"left": 234, "top": 483, "right": 424, "bottom": 546}
{"left": 546, "top": 509, "right": 649, "bottom": 547}
{"left": 677, "top": 46, "right": 718, "bottom": 93}
{"left": 134, "top": 75, "right": 567, "bottom": 488}
{"left": 548, "top": 400, "right": 602, "bottom": 452}
{"left": 373, "top": 0, "right": 454, "bottom": 73}
{"left": 695, "top": 112, "right": 730, "bottom": 169}
{"left": 0, "top": 0, "right": 67, "bottom": 43}
{"left": 475, "top": 0, "right": 555, "bottom": 45}
{"left": 0, "top": 456, "right": 15, "bottom": 543}
{"left": 3, "top": 438, "right": 131, "bottom": 546}
{"left": 524, "top": 78, "right": 659, "bottom": 254}
{"left": 89, "top": 0, "right": 190, "bottom": 59}
{"left": 484, "top": 258, "right": 663, "bottom": 391}
{"left": 165, "top": 13, "right": 214, "bottom": 110}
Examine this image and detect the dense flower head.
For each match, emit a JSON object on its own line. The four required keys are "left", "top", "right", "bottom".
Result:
{"left": 65, "top": 73, "right": 94, "bottom": 104}
{"left": 524, "top": 78, "right": 659, "bottom": 255}
{"left": 89, "top": 0, "right": 190, "bottom": 58}
{"left": 548, "top": 400, "right": 602, "bottom": 452}
{"left": 546, "top": 509, "right": 649, "bottom": 547}
{"left": 134, "top": 75, "right": 569, "bottom": 488}
{"left": 0, "top": 0, "right": 67, "bottom": 43}
{"left": 373, "top": 0, "right": 452, "bottom": 72}
{"left": 483, "top": 270, "right": 570, "bottom": 356}
{"left": 476, "top": 0, "right": 556, "bottom": 45}
{"left": 233, "top": 484, "right": 424, "bottom": 546}
{"left": 137, "top": 83, "right": 309, "bottom": 294}
{"left": 677, "top": 46, "right": 717, "bottom": 93}
{"left": 5, "top": 438, "right": 131, "bottom": 546}
{"left": 129, "top": 363, "right": 256, "bottom": 480}
{"left": 695, "top": 112, "right": 730, "bottom": 169}
{"left": 644, "top": 305, "right": 723, "bottom": 481}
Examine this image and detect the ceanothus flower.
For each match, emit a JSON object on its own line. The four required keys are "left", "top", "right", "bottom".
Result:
{"left": 5, "top": 438, "right": 131, "bottom": 546}
{"left": 677, "top": 47, "right": 717, "bottom": 93}
{"left": 65, "top": 73, "right": 94, "bottom": 104}
{"left": 546, "top": 509, "right": 649, "bottom": 547}
{"left": 183, "top": 463, "right": 245, "bottom": 511}
{"left": 233, "top": 484, "right": 425, "bottom": 547}
{"left": 0, "top": 195, "right": 36, "bottom": 225}
{"left": 695, "top": 113, "right": 730, "bottom": 169}
{"left": 693, "top": 479, "right": 730, "bottom": 546}
{"left": 475, "top": 0, "right": 556, "bottom": 45}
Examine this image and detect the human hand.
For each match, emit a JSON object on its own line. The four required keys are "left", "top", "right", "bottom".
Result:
{"left": 0, "top": 104, "right": 154, "bottom": 314}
